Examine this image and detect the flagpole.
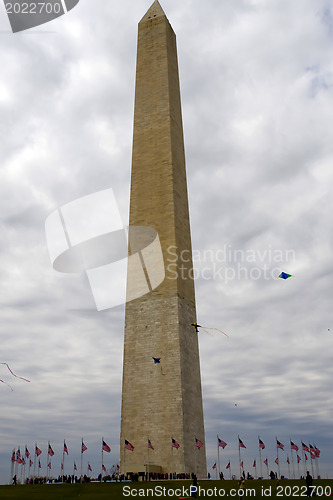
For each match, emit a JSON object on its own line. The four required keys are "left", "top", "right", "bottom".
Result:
{"left": 309, "top": 444, "right": 315, "bottom": 478}
{"left": 170, "top": 439, "right": 173, "bottom": 479}
{"left": 24, "top": 444, "right": 27, "bottom": 483}
{"left": 34, "top": 444, "right": 36, "bottom": 480}
{"left": 258, "top": 436, "right": 263, "bottom": 479}
{"left": 229, "top": 462, "right": 231, "bottom": 480}
{"left": 147, "top": 437, "right": 149, "bottom": 481}
{"left": 124, "top": 449, "right": 126, "bottom": 480}
{"left": 310, "top": 453, "right": 315, "bottom": 478}
{"left": 81, "top": 438, "right": 83, "bottom": 482}
{"left": 15, "top": 449, "right": 19, "bottom": 483}
{"left": 10, "top": 449, "right": 15, "bottom": 484}
{"left": 63, "top": 441, "right": 65, "bottom": 482}
{"left": 15, "top": 448, "right": 18, "bottom": 479}
{"left": 23, "top": 451, "right": 26, "bottom": 484}
{"left": 46, "top": 441, "right": 49, "bottom": 480}
{"left": 313, "top": 444, "right": 319, "bottom": 479}
{"left": 238, "top": 435, "right": 241, "bottom": 479}
{"left": 101, "top": 437, "right": 104, "bottom": 481}
{"left": 297, "top": 455, "right": 301, "bottom": 479}
{"left": 254, "top": 460, "right": 257, "bottom": 479}
{"left": 217, "top": 436, "right": 220, "bottom": 479}
{"left": 301, "top": 446, "right": 306, "bottom": 478}
{"left": 301, "top": 441, "right": 307, "bottom": 478}
{"left": 290, "top": 440, "right": 295, "bottom": 479}
{"left": 194, "top": 438, "right": 197, "bottom": 477}
{"left": 276, "top": 438, "right": 280, "bottom": 479}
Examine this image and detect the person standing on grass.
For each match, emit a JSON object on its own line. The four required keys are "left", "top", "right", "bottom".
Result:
{"left": 306, "top": 471, "right": 314, "bottom": 497}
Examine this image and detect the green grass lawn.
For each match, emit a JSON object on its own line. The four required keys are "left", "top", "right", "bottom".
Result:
{"left": 0, "top": 479, "right": 332, "bottom": 499}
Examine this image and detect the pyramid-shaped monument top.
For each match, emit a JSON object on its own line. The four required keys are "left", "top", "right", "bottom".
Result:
{"left": 140, "top": 0, "right": 167, "bottom": 23}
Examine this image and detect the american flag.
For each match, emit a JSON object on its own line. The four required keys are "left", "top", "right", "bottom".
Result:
{"left": 264, "top": 459, "right": 268, "bottom": 466}
{"left": 297, "top": 455, "right": 301, "bottom": 463}
{"left": 74, "top": 462, "right": 77, "bottom": 471}
{"left": 81, "top": 442, "right": 88, "bottom": 453}
{"left": 276, "top": 440, "right": 284, "bottom": 450}
{"left": 148, "top": 440, "right": 154, "bottom": 450}
{"left": 302, "top": 442, "right": 309, "bottom": 452}
{"left": 88, "top": 463, "right": 92, "bottom": 471}
{"left": 240, "top": 461, "right": 244, "bottom": 468}
{"left": 16, "top": 457, "right": 22, "bottom": 464}
{"left": 287, "top": 456, "right": 290, "bottom": 464}
{"left": 195, "top": 438, "right": 203, "bottom": 449}
{"left": 125, "top": 440, "right": 134, "bottom": 451}
{"left": 314, "top": 446, "right": 320, "bottom": 458}
{"left": 48, "top": 444, "right": 55, "bottom": 457}
{"left": 305, "top": 454, "right": 308, "bottom": 461}
{"left": 102, "top": 464, "right": 106, "bottom": 472}
{"left": 253, "top": 460, "right": 256, "bottom": 468}
{"left": 48, "top": 462, "right": 51, "bottom": 469}
{"left": 102, "top": 441, "right": 111, "bottom": 453}
{"left": 226, "top": 461, "right": 230, "bottom": 469}
{"left": 29, "top": 459, "right": 33, "bottom": 467}
{"left": 21, "top": 458, "right": 26, "bottom": 465}
{"left": 38, "top": 460, "right": 41, "bottom": 469}
{"left": 172, "top": 439, "right": 180, "bottom": 449}
{"left": 218, "top": 437, "right": 227, "bottom": 449}
{"left": 25, "top": 447, "right": 30, "bottom": 458}
{"left": 64, "top": 442, "right": 69, "bottom": 455}
{"left": 16, "top": 449, "right": 21, "bottom": 459}
{"left": 290, "top": 441, "right": 298, "bottom": 451}
{"left": 212, "top": 463, "right": 216, "bottom": 469}
{"left": 275, "top": 458, "right": 279, "bottom": 465}
{"left": 238, "top": 438, "right": 246, "bottom": 449}
{"left": 35, "top": 446, "right": 42, "bottom": 457}
{"left": 11, "top": 451, "right": 16, "bottom": 463}
{"left": 259, "top": 439, "right": 265, "bottom": 449}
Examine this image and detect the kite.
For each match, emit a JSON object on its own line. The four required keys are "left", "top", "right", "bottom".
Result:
{"left": 278, "top": 272, "right": 293, "bottom": 280}
{"left": 0, "top": 363, "right": 30, "bottom": 391}
{"left": 152, "top": 357, "right": 165, "bottom": 375}
{"left": 191, "top": 322, "right": 229, "bottom": 338}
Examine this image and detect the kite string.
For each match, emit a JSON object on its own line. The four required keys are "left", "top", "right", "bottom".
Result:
{"left": 0, "top": 379, "right": 14, "bottom": 391}
{"left": 200, "top": 328, "right": 214, "bottom": 337}
{"left": 0, "top": 363, "right": 30, "bottom": 382}
{"left": 201, "top": 327, "right": 229, "bottom": 338}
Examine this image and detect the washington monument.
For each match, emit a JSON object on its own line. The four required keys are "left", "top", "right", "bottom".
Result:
{"left": 120, "top": 1, "right": 206, "bottom": 476}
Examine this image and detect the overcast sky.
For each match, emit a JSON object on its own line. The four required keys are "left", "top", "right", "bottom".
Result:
{"left": 1, "top": 0, "right": 333, "bottom": 484}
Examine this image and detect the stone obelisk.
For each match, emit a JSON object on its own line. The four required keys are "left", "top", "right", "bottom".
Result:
{"left": 120, "top": 1, "right": 206, "bottom": 476}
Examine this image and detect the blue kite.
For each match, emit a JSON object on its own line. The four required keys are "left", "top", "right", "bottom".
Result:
{"left": 278, "top": 272, "right": 293, "bottom": 280}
